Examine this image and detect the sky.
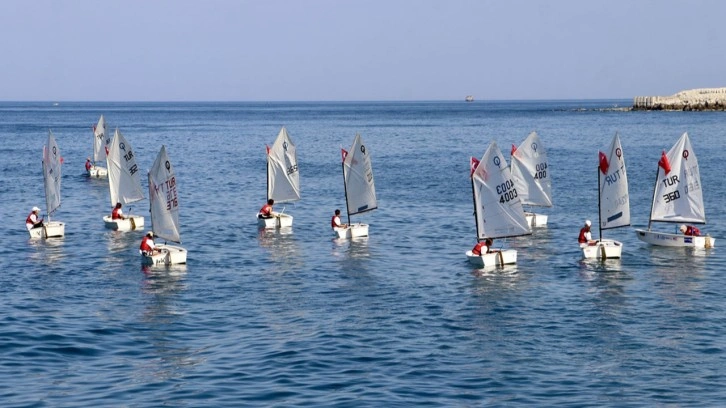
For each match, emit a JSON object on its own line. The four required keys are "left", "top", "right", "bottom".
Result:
{"left": 2, "top": 0, "right": 725, "bottom": 101}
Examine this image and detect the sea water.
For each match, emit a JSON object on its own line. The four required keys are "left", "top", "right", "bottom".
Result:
{"left": 0, "top": 101, "right": 725, "bottom": 406}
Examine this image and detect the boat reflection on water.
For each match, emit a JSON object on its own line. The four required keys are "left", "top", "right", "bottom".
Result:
{"left": 331, "top": 236, "right": 370, "bottom": 260}
{"left": 141, "top": 264, "right": 188, "bottom": 293}
{"left": 257, "top": 227, "right": 302, "bottom": 269}
{"left": 27, "top": 237, "right": 66, "bottom": 265}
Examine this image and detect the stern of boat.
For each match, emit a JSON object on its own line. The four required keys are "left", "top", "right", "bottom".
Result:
{"left": 581, "top": 239, "right": 622, "bottom": 259}
{"left": 525, "top": 212, "right": 548, "bottom": 227}
{"left": 104, "top": 215, "right": 144, "bottom": 231}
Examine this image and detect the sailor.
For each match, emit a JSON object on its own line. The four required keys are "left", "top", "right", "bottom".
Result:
{"left": 259, "top": 199, "right": 274, "bottom": 219}
{"left": 472, "top": 238, "right": 494, "bottom": 255}
{"left": 679, "top": 224, "right": 701, "bottom": 236}
{"left": 85, "top": 157, "right": 92, "bottom": 172}
{"left": 331, "top": 209, "right": 347, "bottom": 229}
{"left": 578, "top": 220, "right": 593, "bottom": 246}
{"left": 111, "top": 202, "right": 126, "bottom": 220}
{"left": 25, "top": 207, "right": 44, "bottom": 231}
{"left": 139, "top": 232, "right": 159, "bottom": 256}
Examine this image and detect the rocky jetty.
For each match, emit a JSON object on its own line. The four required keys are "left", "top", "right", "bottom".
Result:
{"left": 633, "top": 88, "right": 726, "bottom": 111}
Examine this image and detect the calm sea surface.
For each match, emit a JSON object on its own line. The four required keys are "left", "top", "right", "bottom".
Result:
{"left": 1, "top": 101, "right": 725, "bottom": 406}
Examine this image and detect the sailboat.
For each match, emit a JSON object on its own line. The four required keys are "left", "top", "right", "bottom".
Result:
{"left": 143, "top": 145, "right": 187, "bottom": 266}
{"left": 582, "top": 133, "right": 630, "bottom": 259}
{"left": 88, "top": 115, "right": 109, "bottom": 177}
{"left": 335, "top": 134, "right": 377, "bottom": 239}
{"left": 258, "top": 127, "right": 300, "bottom": 228}
{"left": 466, "top": 141, "right": 532, "bottom": 267}
{"left": 29, "top": 131, "right": 66, "bottom": 239}
{"left": 103, "top": 128, "right": 145, "bottom": 231}
{"left": 510, "top": 131, "right": 552, "bottom": 227}
{"left": 635, "top": 132, "right": 715, "bottom": 248}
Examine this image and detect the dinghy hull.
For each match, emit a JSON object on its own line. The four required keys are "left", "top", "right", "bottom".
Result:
{"left": 334, "top": 223, "right": 369, "bottom": 239}
{"left": 525, "top": 212, "right": 548, "bottom": 227}
{"left": 635, "top": 229, "right": 715, "bottom": 248}
{"left": 142, "top": 244, "right": 187, "bottom": 266}
{"left": 581, "top": 239, "right": 623, "bottom": 259}
{"left": 88, "top": 165, "right": 108, "bottom": 178}
{"left": 257, "top": 212, "right": 293, "bottom": 228}
{"left": 466, "top": 249, "right": 517, "bottom": 268}
{"left": 103, "top": 215, "right": 144, "bottom": 231}
{"left": 28, "top": 221, "right": 65, "bottom": 239}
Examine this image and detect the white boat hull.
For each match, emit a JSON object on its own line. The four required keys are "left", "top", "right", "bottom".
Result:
{"left": 103, "top": 215, "right": 144, "bottom": 231}
{"left": 28, "top": 221, "right": 65, "bottom": 239}
{"left": 466, "top": 249, "right": 517, "bottom": 268}
{"left": 525, "top": 212, "right": 548, "bottom": 227}
{"left": 635, "top": 229, "right": 715, "bottom": 248}
{"left": 88, "top": 165, "right": 108, "bottom": 178}
{"left": 581, "top": 239, "right": 623, "bottom": 259}
{"left": 142, "top": 244, "right": 187, "bottom": 266}
{"left": 257, "top": 212, "right": 293, "bottom": 228}
{"left": 334, "top": 223, "right": 369, "bottom": 239}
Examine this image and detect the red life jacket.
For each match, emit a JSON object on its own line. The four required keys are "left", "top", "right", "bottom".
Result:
{"left": 686, "top": 226, "right": 701, "bottom": 236}
{"left": 85, "top": 160, "right": 92, "bottom": 171}
{"left": 140, "top": 236, "right": 153, "bottom": 252}
{"left": 472, "top": 242, "right": 487, "bottom": 256}
{"left": 331, "top": 216, "right": 340, "bottom": 229}
{"left": 112, "top": 207, "right": 122, "bottom": 219}
{"left": 26, "top": 213, "right": 35, "bottom": 225}
{"left": 260, "top": 204, "right": 272, "bottom": 216}
{"left": 578, "top": 227, "right": 589, "bottom": 243}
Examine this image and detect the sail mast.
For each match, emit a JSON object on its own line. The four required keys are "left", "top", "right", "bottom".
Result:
{"left": 646, "top": 164, "right": 660, "bottom": 231}
{"left": 470, "top": 167, "right": 480, "bottom": 243}
{"left": 341, "top": 155, "right": 351, "bottom": 225}
{"left": 597, "top": 165, "right": 602, "bottom": 241}
{"left": 266, "top": 146, "right": 270, "bottom": 201}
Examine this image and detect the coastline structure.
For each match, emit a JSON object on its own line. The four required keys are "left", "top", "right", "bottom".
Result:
{"left": 633, "top": 88, "right": 726, "bottom": 111}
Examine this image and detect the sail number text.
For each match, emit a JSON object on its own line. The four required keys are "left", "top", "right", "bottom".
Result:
{"left": 287, "top": 164, "right": 298, "bottom": 175}
{"left": 162, "top": 176, "right": 178, "bottom": 210}
{"left": 534, "top": 162, "right": 547, "bottom": 180}
{"left": 496, "top": 179, "right": 518, "bottom": 203}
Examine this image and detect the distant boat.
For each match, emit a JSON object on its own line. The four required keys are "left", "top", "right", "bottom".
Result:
{"left": 103, "top": 128, "right": 145, "bottom": 231}
{"left": 88, "top": 115, "right": 109, "bottom": 178}
{"left": 258, "top": 127, "right": 299, "bottom": 229}
{"left": 335, "top": 134, "right": 377, "bottom": 239}
{"left": 29, "top": 131, "right": 66, "bottom": 239}
{"left": 143, "top": 145, "right": 187, "bottom": 266}
{"left": 466, "top": 141, "right": 532, "bottom": 268}
{"left": 582, "top": 133, "right": 630, "bottom": 259}
{"left": 510, "top": 131, "right": 552, "bottom": 227}
{"left": 465, "top": 95, "right": 474, "bottom": 102}
{"left": 634, "top": 132, "right": 715, "bottom": 248}
{"left": 52, "top": 102, "right": 59, "bottom": 106}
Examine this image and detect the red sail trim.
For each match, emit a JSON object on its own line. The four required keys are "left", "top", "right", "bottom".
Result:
{"left": 470, "top": 157, "right": 480, "bottom": 176}
{"left": 598, "top": 151, "right": 609, "bottom": 174}
{"left": 658, "top": 150, "right": 671, "bottom": 174}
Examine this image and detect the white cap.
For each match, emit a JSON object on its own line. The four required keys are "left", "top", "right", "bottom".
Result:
{"left": 679, "top": 225, "right": 687, "bottom": 233}
{"left": 32, "top": 206, "right": 40, "bottom": 212}
{"left": 585, "top": 220, "right": 591, "bottom": 227}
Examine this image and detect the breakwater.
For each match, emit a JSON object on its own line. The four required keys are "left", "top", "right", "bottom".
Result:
{"left": 633, "top": 87, "right": 726, "bottom": 111}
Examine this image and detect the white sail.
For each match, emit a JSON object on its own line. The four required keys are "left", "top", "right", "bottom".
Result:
{"left": 148, "top": 145, "right": 181, "bottom": 243}
{"left": 343, "top": 134, "right": 377, "bottom": 216}
{"left": 107, "top": 128, "right": 144, "bottom": 207}
{"left": 472, "top": 141, "right": 531, "bottom": 239}
{"left": 93, "top": 115, "right": 108, "bottom": 163}
{"left": 43, "top": 130, "right": 62, "bottom": 217}
{"left": 598, "top": 133, "right": 630, "bottom": 230}
{"left": 510, "top": 131, "right": 552, "bottom": 207}
{"left": 650, "top": 132, "right": 705, "bottom": 224}
{"left": 267, "top": 127, "right": 300, "bottom": 203}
